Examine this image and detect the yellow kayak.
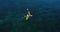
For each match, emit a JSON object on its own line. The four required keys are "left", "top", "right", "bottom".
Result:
{"left": 25, "top": 15, "right": 32, "bottom": 20}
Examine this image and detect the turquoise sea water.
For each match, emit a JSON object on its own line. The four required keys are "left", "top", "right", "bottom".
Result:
{"left": 0, "top": 0, "right": 60, "bottom": 32}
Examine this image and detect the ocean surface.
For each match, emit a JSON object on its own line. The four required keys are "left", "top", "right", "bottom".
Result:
{"left": 0, "top": 0, "right": 60, "bottom": 32}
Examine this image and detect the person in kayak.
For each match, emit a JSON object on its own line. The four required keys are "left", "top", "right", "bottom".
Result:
{"left": 25, "top": 8, "right": 32, "bottom": 20}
